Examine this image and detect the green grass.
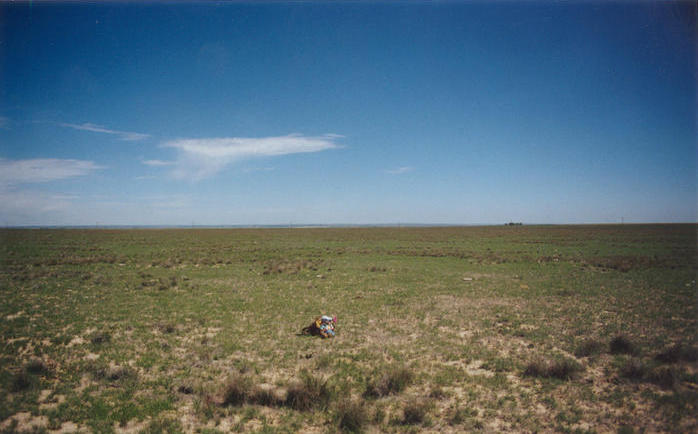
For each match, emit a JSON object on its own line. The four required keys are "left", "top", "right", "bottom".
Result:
{"left": 0, "top": 225, "right": 696, "bottom": 432}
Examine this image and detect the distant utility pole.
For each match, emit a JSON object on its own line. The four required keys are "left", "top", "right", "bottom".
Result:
{"left": 621, "top": 217, "right": 624, "bottom": 224}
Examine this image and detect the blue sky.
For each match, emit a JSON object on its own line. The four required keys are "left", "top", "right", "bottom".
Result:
{"left": 0, "top": 1, "right": 695, "bottom": 226}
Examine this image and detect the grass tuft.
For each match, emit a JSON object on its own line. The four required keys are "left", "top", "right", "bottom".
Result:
{"left": 363, "top": 366, "right": 413, "bottom": 398}
{"left": 655, "top": 344, "right": 698, "bottom": 364}
{"left": 25, "top": 358, "right": 49, "bottom": 375}
{"left": 574, "top": 339, "right": 604, "bottom": 358}
{"left": 222, "top": 374, "right": 254, "bottom": 406}
{"left": 333, "top": 398, "right": 368, "bottom": 432}
{"left": 448, "top": 405, "right": 477, "bottom": 426}
{"left": 648, "top": 366, "right": 682, "bottom": 389}
{"left": 618, "top": 358, "right": 648, "bottom": 381}
{"left": 523, "top": 358, "right": 584, "bottom": 380}
{"left": 610, "top": 335, "right": 637, "bottom": 355}
{"left": 400, "top": 399, "right": 430, "bottom": 425}
{"left": 285, "top": 372, "right": 332, "bottom": 411}
{"left": 11, "top": 371, "right": 32, "bottom": 392}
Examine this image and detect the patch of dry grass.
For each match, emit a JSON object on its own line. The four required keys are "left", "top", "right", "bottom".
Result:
{"left": 523, "top": 357, "right": 584, "bottom": 380}
{"left": 574, "top": 338, "right": 604, "bottom": 358}
{"left": 333, "top": 398, "right": 368, "bottom": 432}
{"left": 363, "top": 366, "right": 413, "bottom": 398}
{"left": 285, "top": 372, "right": 332, "bottom": 411}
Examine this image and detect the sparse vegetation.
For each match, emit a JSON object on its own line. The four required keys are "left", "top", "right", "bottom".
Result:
{"left": 90, "top": 331, "right": 111, "bottom": 345}
{"left": 363, "top": 366, "right": 414, "bottom": 398}
{"left": 333, "top": 398, "right": 368, "bottom": 432}
{"left": 400, "top": 399, "right": 430, "bottom": 425}
{"left": 0, "top": 225, "right": 696, "bottom": 431}
{"left": 285, "top": 372, "right": 332, "bottom": 411}
{"left": 523, "top": 358, "right": 584, "bottom": 380}
{"left": 222, "top": 374, "right": 255, "bottom": 406}
{"left": 575, "top": 339, "right": 604, "bottom": 358}
{"left": 655, "top": 344, "right": 698, "bottom": 364}
{"left": 619, "top": 358, "right": 649, "bottom": 381}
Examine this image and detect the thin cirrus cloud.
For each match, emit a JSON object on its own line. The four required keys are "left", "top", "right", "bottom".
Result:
{"left": 160, "top": 133, "right": 342, "bottom": 180}
{"left": 142, "top": 159, "right": 175, "bottom": 167}
{"left": 0, "top": 158, "right": 104, "bottom": 186}
{"left": 59, "top": 122, "right": 150, "bottom": 141}
{"left": 385, "top": 166, "right": 413, "bottom": 175}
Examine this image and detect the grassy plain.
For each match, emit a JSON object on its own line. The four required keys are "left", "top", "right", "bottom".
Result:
{"left": 0, "top": 225, "right": 696, "bottom": 433}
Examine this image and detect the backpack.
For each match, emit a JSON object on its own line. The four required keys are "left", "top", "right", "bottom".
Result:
{"left": 301, "top": 315, "right": 337, "bottom": 338}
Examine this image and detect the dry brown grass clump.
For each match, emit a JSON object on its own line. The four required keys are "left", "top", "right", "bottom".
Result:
{"left": 523, "top": 358, "right": 584, "bottom": 380}
{"left": 610, "top": 335, "right": 637, "bottom": 355}
{"left": 25, "top": 358, "right": 49, "bottom": 375}
{"left": 618, "top": 358, "right": 648, "bottom": 381}
{"left": 574, "top": 339, "right": 604, "bottom": 358}
{"left": 618, "top": 359, "right": 683, "bottom": 389}
{"left": 648, "top": 365, "right": 682, "bottom": 389}
{"left": 285, "top": 373, "right": 332, "bottom": 411}
{"left": 363, "top": 366, "right": 413, "bottom": 398}
{"left": 262, "top": 259, "right": 322, "bottom": 275}
{"left": 221, "top": 372, "right": 326, "bottom": 410}
{"left": 655, "top": 344, "right": 698, "bottom": 364}
{"left": 11, "top": 371, "right": 32, "bottom": 392}
{"left": 400, "top": 399, "right": 430, "bottom": 425}
{"left": 333, "top": 398, "right": 368, "bottom": 432}
{"left": 222, "top": 374, "right": 255, "bottom": 406}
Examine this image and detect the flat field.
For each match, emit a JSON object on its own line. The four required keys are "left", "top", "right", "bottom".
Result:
{"left": 1, "top": 225, "right": 696, "bottom": 433}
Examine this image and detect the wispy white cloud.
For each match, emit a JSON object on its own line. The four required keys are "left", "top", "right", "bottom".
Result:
{"left": 385, "top": 166, "right": 413, "bottom": 175}
{"left": 161, "top": 133, "right": 342, "bottom": 180}
{"left": 0, "top": 189, "right": 75, "bottom": 224}
{"left": 0, "top": 158, "right": 104, "bottom": 186}
{"left": 142, "top": 159, "right": 175, "bottom": 167}
{"left": 242, "top": 166, "right": 275, "bottom": 173}
{"left": 59, "top": 122, "right": 150, "bottom": 141}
